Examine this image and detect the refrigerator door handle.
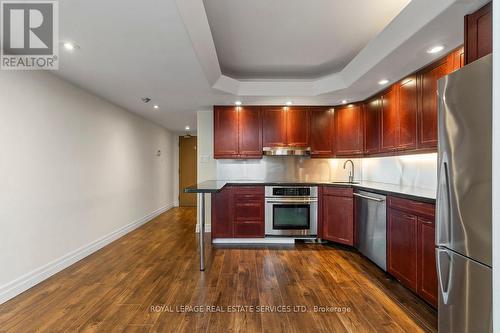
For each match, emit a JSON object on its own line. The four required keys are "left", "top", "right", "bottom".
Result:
{"left": 436, "top": 248, "right": 453, "bottom": 305}
{"left": 437, "top": 158, "right": 452, "bottom": 246}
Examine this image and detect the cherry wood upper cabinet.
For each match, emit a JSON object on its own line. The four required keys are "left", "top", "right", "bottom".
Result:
{"left": 380, "top": 87, "right": 399, "bottom": 152}
{"left": 262, "top": 107, "right": 287, "bottom": 147}
{"left": 239, "top": 107, "right": 262, "bottom": 158}
{"left": 418, "top": 58, "right": 450, "bottom": 149}
{"left": 417, "top": 48, "right": 464, "bottom": 150}
{"left": 363, "top": 97, "right": 382, "bottom": 155}
{"left": 286, "top": 107, "right": 310, "bottom": 147}
{"left": 214, "top": 106, "right": 262, "bottom": 159}
{"left": 214, "top": 107, "right": 239, "bottom": 158}
{"left": 396, "top": 76, "right": 418, "bottom": 151}
{"left": 322, "top": 187, "right": 354, "bottom": 246}
{"left": 387, "top": 208, "right": 418, "bottom": 292}
{"left": 334, "top": 104, "right": 363, "bottom": 156}
{"left": 465, "top": 2, "right": 492, "bottom": 64}
{"left": 310, "top": 107, "right": 334, "bottom": 157}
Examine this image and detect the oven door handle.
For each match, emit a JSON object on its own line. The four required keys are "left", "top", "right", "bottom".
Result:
{"left": 266, "top": 199, "right": 318, "bottom": 204}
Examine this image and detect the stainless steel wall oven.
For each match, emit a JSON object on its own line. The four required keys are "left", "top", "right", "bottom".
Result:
{"left": 265, "top": 186, "right": 318, "bottom": 237}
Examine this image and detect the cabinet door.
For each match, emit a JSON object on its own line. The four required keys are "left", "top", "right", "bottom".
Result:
{"left": 450, "top": 46, "right": 465, "bottom": 72}
{"left": 380, "top": 87, "right": 399, "bottom": 152}
{"left": 396, "top": 76, "right": 417, "bottom": 150}
{"left": 387, "top": 209, "right": 418, "bottom": 291}
{"left": 418, "top": 59, "right": 449, "bottom": 149}
{"left": 233, "top": 187, "right": 264, "bottom": 238}
{"left": 363, "top": 97, "right": 381, "bottom": 155}
{"left": 214, "top": 107, "right": 239, "bottom": 158}
{"left": 334, "top": 104, "right": 363, "bottom": 156}
{"left": 211, "top": 187, "right": 233, "bottom": 238}
{"left": 465, "top": 2, "right": 492, "bottom": 64}
{"left": 239, "top": 107, "right": 262, "bottom": 158}
{"left": 322, "top": 192, "right": 354, "bottom": 246}
{"left": 310, "top": 107, "right": 334, "bottom": 157}
{"left": 286, "top": 107, "right": 310, "bottom": 147}
{"left": 417, "top": 216, "right": 438, "bottom": 307}
{"left": 262, "top": 107, "right": 287, "bottom": 147}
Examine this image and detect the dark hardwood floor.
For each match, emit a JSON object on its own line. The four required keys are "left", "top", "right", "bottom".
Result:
{"left": 0, "top": 207, "right": 437, "bottom": 332}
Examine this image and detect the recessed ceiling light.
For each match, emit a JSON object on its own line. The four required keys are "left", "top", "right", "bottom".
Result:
{"left": 185, "top": 126, "right": 190, "bottom": 131}
{"left": 285, "top": 101, "right": 293, "bottom": 106}
{"left": 427, "top": 45, "right": 444, "bottom": 54}
{"left": 63, "top": 42, "right": 79, "bottom": 51}
{"left": 341, "top": 100, "right": 347, "bottom": 104}
{"left": 378, "top": 79, "right": 389, "bottom": 85}
{"left": 235, "top": 101, "right": 242, "bottom": 106}
{"left": 153, "top": 105, "right": 159, "bottom": 109}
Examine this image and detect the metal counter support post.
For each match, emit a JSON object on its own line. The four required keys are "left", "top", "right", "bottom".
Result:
{"left": 199, "top": 193, "right": 205, "bottom": 271}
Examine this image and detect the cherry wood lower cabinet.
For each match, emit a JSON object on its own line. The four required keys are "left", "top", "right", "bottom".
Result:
{"left": 211, "top": 186, "right": 264, "bottom": 239}
{"left": 387, "top": 196, "right": 437, "bottom": 307}
{"left": 321, "top": 187, "right": 354, "bottom": 246}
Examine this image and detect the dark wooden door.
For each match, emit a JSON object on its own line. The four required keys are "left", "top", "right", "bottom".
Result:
{"left": 286, "top": 107, "right": 310, "bottom": 147}
{"left": 232, "top": 186, "right": 264, "bottom": 238}
{"left": 380, "top": 87, "right": 399, "bottom": 152}
{"left": 387, "top": 208, "right": 418, "bottom": 291}
{"left": 363, "top": 97, "right": 381, "bottom": 155}
{"left": 465, "top": 2, "right": 492, "bottom": 64}
{"left": 211, "top": 186, "right": 233, "bottom": 238}
{"left": 322, "top": 188, "right": 354, "bottom": 246}
{"left": 396, "top": 76, "right": 417, "bottom": 150}
{"left": 334, "top": 104, "right": 363, "bottom": 156}
{"left": 310, "top": 107, "right": 334, "bottom": 157}
{"left": 239, "top": 107, "right": 262, "bottom": 158}
{"left": 417, "top": 216, "right": 438, "bottom": 307}
{"left": 262, "top": 107, "right": 287, "bottom": 147}
{"left": 214, "top": 106, "right": 239, "bottom": 158}
{"left": 418, "top": 58, "right": 450, "bottom": 149}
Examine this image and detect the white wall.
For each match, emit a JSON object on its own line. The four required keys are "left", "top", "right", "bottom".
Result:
{"left": 492, "top": 0, "right": 499, "bottom": 330}
{"left": 0, "top": 71, "right": 177, "bottom": 303}
{"left": 197, "top": 111, "right": 216, "bottom": 229}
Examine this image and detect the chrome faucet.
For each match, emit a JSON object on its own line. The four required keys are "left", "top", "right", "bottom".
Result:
{"left": 343, "top": 159, "right": 355, "bottom": 183}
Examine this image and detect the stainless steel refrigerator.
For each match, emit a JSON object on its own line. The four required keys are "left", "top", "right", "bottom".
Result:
{"left": 436, "top": 54, "right": 492, "bottom": 333}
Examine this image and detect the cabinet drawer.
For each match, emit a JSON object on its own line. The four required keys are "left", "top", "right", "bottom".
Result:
{"left": 388, "top": 196, "right": 435, "bottom": 218}
{"left": 234, "top": 222, "right": 264, "bottom": 238}
{"left": 233, "top": 201, "right": 263, "bottom": 221}
{"left": 322, "top": 187, "right": 353, "bottom": 197}
{"left": 233, "top": 186, "right": 264, "bottom": 196}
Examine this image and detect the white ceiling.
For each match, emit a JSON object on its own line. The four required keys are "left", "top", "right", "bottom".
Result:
{"left": 53, "top": 0, "right": 489, "bottom": 133}
{"left": 203, "top": 0, "right": 411, "bottom": 79}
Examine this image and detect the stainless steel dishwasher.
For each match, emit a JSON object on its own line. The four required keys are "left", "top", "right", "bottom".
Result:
{"left": 354, "top": 190, "right": 387, "bottom": 271}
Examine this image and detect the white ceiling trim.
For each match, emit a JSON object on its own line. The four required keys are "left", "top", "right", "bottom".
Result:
{"left": 177, "top": 0, "right": 485, "bottom": 97}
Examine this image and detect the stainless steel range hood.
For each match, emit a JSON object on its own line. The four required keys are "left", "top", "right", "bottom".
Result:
{"left": 263, "top": 147, "right": 311, "bottom": 156}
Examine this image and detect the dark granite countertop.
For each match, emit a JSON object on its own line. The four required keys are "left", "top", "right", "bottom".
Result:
{"left": 185, "top": 180, "right": 436, "bottom": 203}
